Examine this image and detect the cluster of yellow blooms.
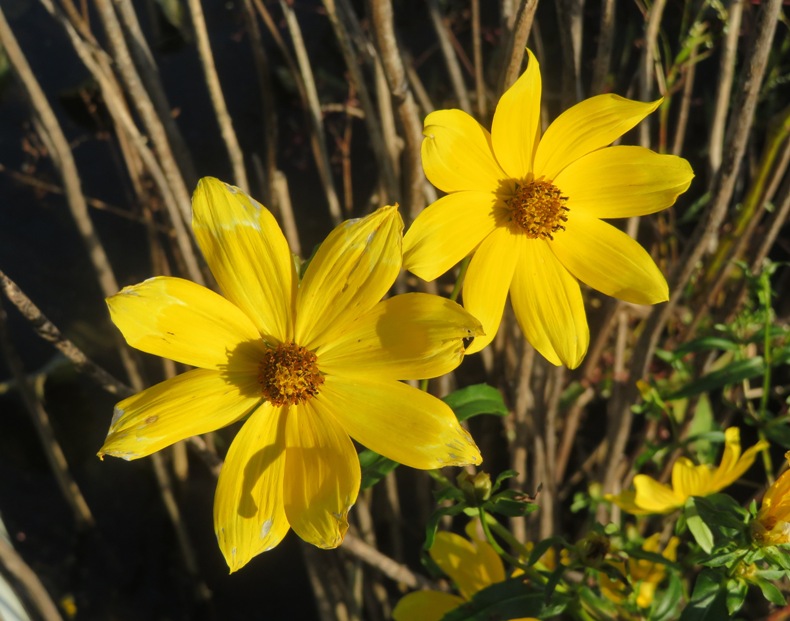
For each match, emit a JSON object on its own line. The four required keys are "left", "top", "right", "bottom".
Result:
{"left": 97, "top": 48, "right": 784, "bottom": 614}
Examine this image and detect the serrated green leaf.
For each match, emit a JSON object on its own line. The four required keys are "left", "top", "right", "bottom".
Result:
{"left": 667, "top": 357, "right": 765, "bottom": 400}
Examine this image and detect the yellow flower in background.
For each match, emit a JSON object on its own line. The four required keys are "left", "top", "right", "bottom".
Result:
{"left": 752, "top": 452, "right": 790, "bottom": 546}
{"left": 404, "top": 49, "right": 693, "bottom": 368}
{"left": 393, "top": 523, "right": 534, "bottom": 621}
{"left": 608, "top": 428, "right": 768, "bottom": 515}
{"left": 600, "top": 534, "right": 680, "bottom": 609}
{"left": 99, "top": 178, "right": 482, "bottom": 572}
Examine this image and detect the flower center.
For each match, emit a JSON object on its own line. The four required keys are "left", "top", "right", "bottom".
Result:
{"left": 508, "top": 180, "right": 569, "bottom": 240}
{"left": 257, "top": 342, "right": 324, "bottom": 406}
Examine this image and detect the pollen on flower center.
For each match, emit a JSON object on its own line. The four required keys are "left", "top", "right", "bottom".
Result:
{"left": 508, "top": 180, "right": 569, "bottom": 240}
{"left": 258, "top": 342, "right": 324, "bottom": 406}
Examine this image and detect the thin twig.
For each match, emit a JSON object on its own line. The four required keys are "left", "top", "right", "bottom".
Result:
{"left": 0, "top": 297, "right": 95, "bottom": 529}
{"left": 369, "top": 0, "right": 426, "bottom": 219}
{"left": 471, "top": 0, "right": 486, "bottom": 119}
{"left": 708, "top": 0, "right": 744, "bottom": 177}
{"left": 600, "top": 0, "right": 784, "bottom": 507}
{"left": 0, "top": 269, "right": 133, "bottom": 398}
{"left": 279, "top": 0, "right": 343, "bottom": 223}
{"left": 113, "top": 0, "right": 198, "bottom": 187}
{"left": 0, "top": 529, "right": 64, "bottom": 621}
{"left": 323, "top": 0, "right": 399, "bottom": 204}
{"left": 187, "top": 0, "right": 249, "bottom": 189}
{"left": 591, "top": 0, "right": 615, "bottom": 94}
{"left": 94, "top": 0, "right": 193, "bottom": 223}
{"left": 499, "top": 0, "right": 539, "bottom": 92}
{"left": 341, "top": 533, "right": 435, "bottom": 590}
{"left": 427, "top": 0, "right": 472, "bottom": 114}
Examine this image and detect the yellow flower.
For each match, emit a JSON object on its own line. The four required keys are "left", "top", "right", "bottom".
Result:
{"left": 403, "top": 49, "right": 693, "bottom": 368}
{"left": 752, "top": 452, "right": 790, "bottom": 546}
{"left": 600, "top": 534, "right": 680, "bottom": 609}
{"left": 393, "top": 523, "right": 534, "bottom": 621}
{"left": 99, "top": 178, "right": 482, "bottom": 571}
{"left": 608, "top": 428, "right": 768, "bottom": 515}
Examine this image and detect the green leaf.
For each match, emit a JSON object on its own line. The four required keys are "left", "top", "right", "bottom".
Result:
{"left": 724, "top": 578, "right": 748, "bottom": 615}
{"left": 440, "top": 578, "right": 570, "bottom": 621}
{"left": 443, "top": 383, "right": 508, "bottom": 421}
{"left": 685, "top": 498, "right": 715, "bottom": 553}
{"left": 424, "top": 503, "right": 467, "bottom": 550}
{"left": 653, "top": 572, "right": 685, "bottom": 621}
{"left": 672, "top": 337, "right": 741, "bottom": 358}
{"left": 679, "top": 570, "right": 728, "bottom": 621}
{"left": 667, "top": 357, "right": 765, "bottom": 400}
{"left": 358, "top": 450, "right": 399, "bottom": 490}
{"left": 755, "top": 576, "right": 787, "bottom": 606}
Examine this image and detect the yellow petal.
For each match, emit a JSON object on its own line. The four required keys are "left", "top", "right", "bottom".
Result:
{"left": 551, "top": 213, "right": 668, "bottom": 305}
{"left": 553, "top": 146, "right": 693, "bottom": 218}
{"left": 296, "top": 205, "right": 402, "bottom": 349}
{"left": 107, "top": 276, "right": 264, "bottom": 370}
{"left": 283, "top": 403, "right": 360, "bottom": 549}
{"left": 318, "top": 293, "right": 483, "bottom": 380}
{"left": 632, "top": 474, "right": 683, "bottom": 514}
{"left": 430, "top": 531, "right": 504, "bottom": 600}
{"left": 535, "top": 96, "right": 661, "bottom": 180}
{"left": 711, "top": 429, "right": 768, "bottom": 492}
{"left": 491, "top": 48, "right": 541, "bottom": 179}
{"left": 671, "top": 458, "right": 713, "bottom": 499}
{"left": 313, "top": 375, "right": 481, "bottom": 469}
{"left": 461, "top": 226, "right": 520, "bottom": 354}
{"left": 192, "top": 177, "right": 296, "bottom": 341}
{"left": 606, "top": 490, "right": 653, "bottom": 516}
{"left": 422, "top": 109, "right": 507, "bottom": 194}
{"left": 214, "top": 404, "right": 290, "bottom": 572}
{"left": 403, "top": 191, "right": 501, "bottom": 282}
{"left": 510, "top": 240, "right": 588, "bottom": 369}
{"left": 392, "top": 591, "right": 465, "bottom": 621}
{"left": 99, "top": 369, "right": 261, "bottom": 460}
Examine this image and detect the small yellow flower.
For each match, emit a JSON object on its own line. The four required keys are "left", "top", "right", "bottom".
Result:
{"left": 608, "top": 428, "right": 768, "bottom": 515}
{"left": 600, "top": 534, "right": 680, "bottom": 609}
{"left": 403, "top": 49, "right": 693, "bottom": 368}
{"left": 393, "top": 523, "right": 534, "bottom": 621}
{"left": 752, "top": 452, "right": 790, "bottom": 546}
{"left": 99, "top": 178, "right": 482, "bottom": 571}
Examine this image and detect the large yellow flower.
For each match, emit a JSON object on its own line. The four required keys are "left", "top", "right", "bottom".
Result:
{"left": 99, "top": 178, "right": 482, "bottom": 571}
{"left": 608, "top": 428, "right": 768, "bottom": 515}
{"left": 404, "top": 50, "right": 694, "bottom": 368}
{"left": 393, "top": 523, "right": 534, "bottom": 621}
{"left": 751, "top": 452, "right": 790, "bottom": 546}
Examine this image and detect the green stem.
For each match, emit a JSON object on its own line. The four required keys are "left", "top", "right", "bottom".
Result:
{"left": 449, "top": 256, "right": 471, "bottom": 302}
{"left": 759, "top": 269, "right": 774, "bottom": 481}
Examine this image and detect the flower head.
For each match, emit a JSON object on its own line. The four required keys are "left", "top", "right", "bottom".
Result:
{"left": 403, "top": 50, "right": 693, "bottom": 368}
{"left": 752, "top": 452, "right": 790, "bottom": 546}
{"left": 600, "top": 534, "right": 680, "bottom": 610}
{"left": 393, "top": 523, "right": 534, "bottom": 621}
{"left": 608, "top": 428, "right": 768, "bottom": 515}
{"left": 99, "top": 178, "right": 482, "bottom": 571}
